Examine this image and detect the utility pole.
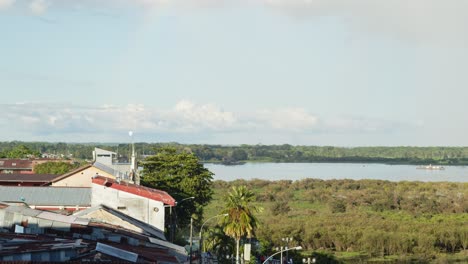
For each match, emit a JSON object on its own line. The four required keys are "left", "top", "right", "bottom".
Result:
{"left": 189, "top": 217, "right": 193, "bottom": 264}
{"left": 129, "top": 131, "right": 139, "bottom": 185}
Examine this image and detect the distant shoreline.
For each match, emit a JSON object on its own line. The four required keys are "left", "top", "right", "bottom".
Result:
{"left": 2, "top": 141, "right": 468, "bottom": 166}
{"left": 202, "top": 160, "right": 468, "bottom": 166}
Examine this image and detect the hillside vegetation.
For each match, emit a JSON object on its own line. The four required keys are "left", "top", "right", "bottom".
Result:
{"left": 205, "top": 179, "right": 468, "bottom": 263}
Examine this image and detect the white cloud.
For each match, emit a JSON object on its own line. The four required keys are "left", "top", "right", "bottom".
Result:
{"left": 0, "top": 100, "right": 402, "bottom": 143}
{"left": 171, "top": 100, "right": 237, "bottom": 132}
{"left": 261, "top": 0, "right": 468, "bottom": 45}
{"left": 0, "top": 0, "right": 15, "bottom": 10}
{"left": 29, "top": 0, "right": 49, "bottom": 15}
{"left": 254, "top": 108, "right": 319, "bottom": 132}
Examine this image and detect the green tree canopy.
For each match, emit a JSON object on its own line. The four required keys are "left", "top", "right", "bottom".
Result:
{"left": 230, "top": 149, "right": 248, "bottom": 161}
{"left": 3, "top": 145, "right": 40, "bottom": 158}
{"left": 221, "top": 185, "right": 262, "bottom": 264}
{"left": 34, "top": 161, "right": 78, "bottom": 175}
{"left": 141, "top": 147, "right": 214, "bottom": 228}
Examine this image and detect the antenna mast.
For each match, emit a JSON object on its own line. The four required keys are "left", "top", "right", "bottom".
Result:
{"left": 129, "top": 131, "right": 139, "bottom": 185}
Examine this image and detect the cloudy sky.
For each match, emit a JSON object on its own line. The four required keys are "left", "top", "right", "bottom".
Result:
{"left": 1, "top": 0, "right": 468, "bottom": 146}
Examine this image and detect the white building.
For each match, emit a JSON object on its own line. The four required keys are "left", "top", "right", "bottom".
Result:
{"left": 91, "top": 175, "right": 175, "bottom": 232}
{"left": 93, "top": 147, "right": 139, "bottom": 184}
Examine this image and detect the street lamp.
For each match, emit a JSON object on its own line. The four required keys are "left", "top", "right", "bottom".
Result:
{"left": 177, "top": 196, "right": 196, "bottom": 205}
{"left": 262, "top": 246, "right": 302, "bottom": 264}
{"left": 275, "top": 246, "right": 284, "bottom": 264}
{"left": 302, "top": 257, "right": 316, "bottom": 264}
{"left": 167, "top": 196, "right": 195, "bottom": 242}
{"left": 189, "top": 217, "right": 194, "bottom": 264}
{"left": 199, "top": 213, "right": 229, "bottom": 264}
{"left": 282, "top": 237, "right": 293, "bottom": 263}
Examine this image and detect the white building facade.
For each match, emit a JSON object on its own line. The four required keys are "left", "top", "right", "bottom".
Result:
{"left": 91, "top": 176, "right": 175, "bottom": 232}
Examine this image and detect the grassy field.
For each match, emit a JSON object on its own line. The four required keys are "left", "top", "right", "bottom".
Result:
{"left": 202, "top": 179, "right": 468, "bottom": 264}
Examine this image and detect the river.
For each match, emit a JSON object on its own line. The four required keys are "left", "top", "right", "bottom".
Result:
{"left": 204, "top": 163, "right": 468, "bottom": 182}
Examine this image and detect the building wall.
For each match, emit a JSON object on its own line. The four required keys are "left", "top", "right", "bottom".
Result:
{"left": 0, "top": 182, "right": 46, "bottom": 186}
{"left": 91, "top": 184, "right": 165, "bottom": 231}
{"left": 52, "top": 167, "right": 115, "bottom": 187}
{"left": 93, "top": 148, "right": 116, "bottom": 167}
{"left": 0, "top": 169, "right": 32, "bottom": 174}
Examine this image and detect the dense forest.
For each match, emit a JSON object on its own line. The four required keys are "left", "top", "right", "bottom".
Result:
{"left": 2, "top": 141, "right": 468, "bottom": 165}
{"left": 204, "top": 179, "right": 468, "bottom": 263}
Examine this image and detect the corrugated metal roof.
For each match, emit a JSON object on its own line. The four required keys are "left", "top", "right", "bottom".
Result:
{"left": 0, "top": 186, "right": 91, "bottom": 206}
{"left": 36, "top": 211, "right": 89, "bottom": 225}
{"left": 74, "top": 205, "right": 166, "bottom": 240}
{"left": 148, "top": 237, "right": 187, "bottom": 254}
{"left": 96, "top": 242, "right": 139, "bottom": 262}
{"left": 4, "top": 205, "right": 42, "bottom": 217}
{"left": 0, "top": 205, "right": 186, "bottom": 264}
{"left": 93, "top": 162, "right": 132, "bottom": 180}
{"left": 0, "top": 173, "right": 58, "bottom": 182}
{"left": 2, "top": 206, "right": 90, "bottom": 227}
{"left": 0, "top": 159, "right": 33, "bottom": 169}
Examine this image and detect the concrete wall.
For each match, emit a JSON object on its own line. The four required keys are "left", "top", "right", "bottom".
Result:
{"left": 91, "top": 184, "right": 165, "bottom": 231}
{"left": 52, "top": 167, "right": 115, "bottom": 187}
{"left": 94, "top": 148, "right": 116, "bottom": 167}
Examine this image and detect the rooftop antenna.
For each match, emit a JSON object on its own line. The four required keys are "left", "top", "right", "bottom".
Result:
{"left": 129, "top": 131, "right": 140, "bottom": 185}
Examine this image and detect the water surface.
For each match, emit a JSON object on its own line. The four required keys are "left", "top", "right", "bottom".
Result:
{"left": 205, "top": 163, "right": 468, "bottom": 182}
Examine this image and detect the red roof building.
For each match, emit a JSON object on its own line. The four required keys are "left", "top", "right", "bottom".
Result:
{"left": 91, "top": 176, "right": 176, "bottom": 232}
{"left": 0, "top": 159, "right": 33, "bottom": 174}
{"left": 92, "top": 176, "right": 176, "bottom": 206}
{"left": 0, "top": 158, "right": 73, "bottom": 174}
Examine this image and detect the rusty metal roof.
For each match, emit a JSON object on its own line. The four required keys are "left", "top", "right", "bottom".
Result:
{"left": 0, "top": 173, "right": 59, "bottom": 183}
{"left": 74, "top": 205, "right": 166, "bottom": 240}
{"left": 0, "top": 159, "right": 33, "bottom": 170}
{"left": 92, "top": 176, "right": 176, "bottom": 206}
{"left": 0, "top": 205, "right": 186, "bottom": 263}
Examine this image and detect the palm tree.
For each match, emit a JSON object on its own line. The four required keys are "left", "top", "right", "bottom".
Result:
{"left": 220, "top": 186, "right": 262, "bottom": 264}
{"left": 203, "top": 225, "right": 235, "bottom": 264}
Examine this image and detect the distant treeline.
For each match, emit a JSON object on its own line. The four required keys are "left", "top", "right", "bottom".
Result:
{"left": 1, "top": 141, "right": 468, "bottom": 165}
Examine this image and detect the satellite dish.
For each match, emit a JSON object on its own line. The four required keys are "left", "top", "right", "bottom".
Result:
{"left": 129, "top": 131, "right": 133, "bottom": 137}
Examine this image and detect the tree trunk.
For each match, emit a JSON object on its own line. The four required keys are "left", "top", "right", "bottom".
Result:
{"left": 236, "top": 238, "right": 240, "bottom": 264}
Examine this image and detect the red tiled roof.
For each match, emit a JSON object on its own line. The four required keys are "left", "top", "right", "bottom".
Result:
{"left": 92, "top": 176, "right": 176, "bottom": 206}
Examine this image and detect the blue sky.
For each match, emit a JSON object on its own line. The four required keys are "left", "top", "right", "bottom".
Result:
{"left": 1, "top": 0, "right": 468, "bottom": 146}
